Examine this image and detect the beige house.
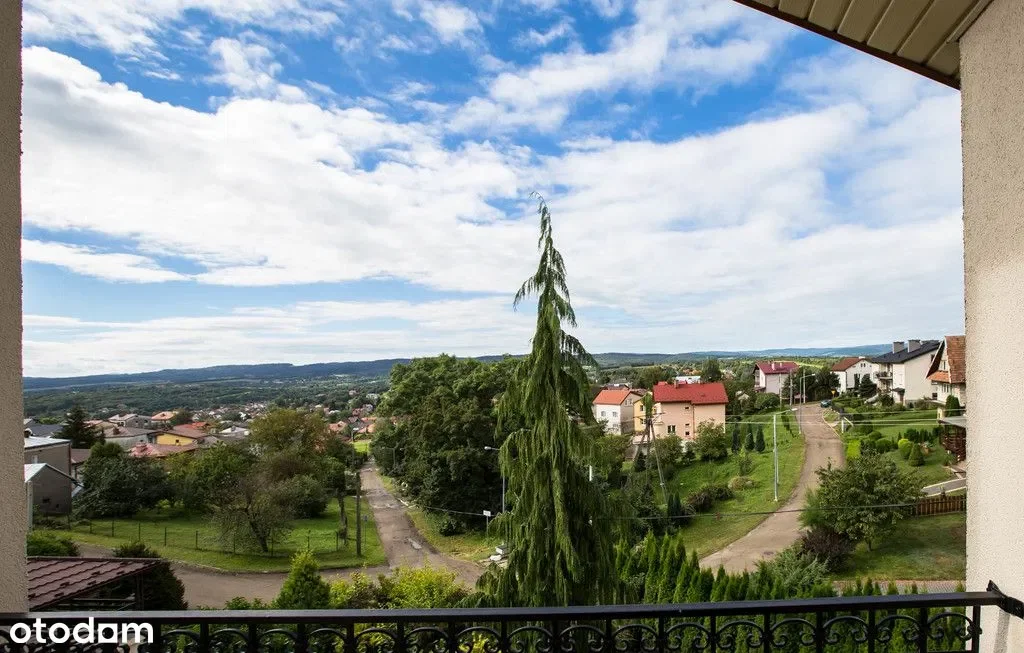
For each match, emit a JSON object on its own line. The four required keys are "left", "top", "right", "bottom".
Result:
{"left": 647, "top": 381, "right": 728, "bottom": 441}
{"left": 592, "top": 388, "right": 644, "bottom": 435}
{"left": 753, "top": 361, "right": 798, "bottom": 395}
{"left": 928, "top": 335, "right": 967, "bottom": 406}
{"left": 870, "top": 340, "right": 940, "bottom": 405}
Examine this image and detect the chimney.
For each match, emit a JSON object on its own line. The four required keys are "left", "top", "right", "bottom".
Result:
{"left": 908, "top": 339, "right": 921, "bottom": 351}
{"left": 893, "top": 341, "right": 906, "bottom": 354}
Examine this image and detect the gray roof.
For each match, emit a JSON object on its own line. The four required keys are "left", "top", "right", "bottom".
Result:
{"left": 870, "top": 340, "right": 941, "bottom": 364}
{"left": 24, "top": 423, "right": 64, "bottom": 438}
{"left": 104, "top": 426, "right": 158, "bottom": 438}
{"left": 24, "top": 436, "right": 70, "bottom": 450}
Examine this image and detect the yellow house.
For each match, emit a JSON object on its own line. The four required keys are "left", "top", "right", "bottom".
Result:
{"left": 155, "top": 427, "right": 206, "bottom": 446}
{"left": 647, "top": 381, "right": 728, "bottom": 441}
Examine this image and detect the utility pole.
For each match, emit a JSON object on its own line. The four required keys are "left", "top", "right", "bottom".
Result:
{"left": 354, "top": 471, "right": 362, "bottom": 557}
{"left": 484, "top": 446, "right": 505, "bottom": 513}
{"left": 773, "top": 413, "right": 779, "bottom": 502}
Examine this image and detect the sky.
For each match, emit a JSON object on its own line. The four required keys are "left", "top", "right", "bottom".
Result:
{"left": 20, "top": 0, "right": 965, "bottom": 377}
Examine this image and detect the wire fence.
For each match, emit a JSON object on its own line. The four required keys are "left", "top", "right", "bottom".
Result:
{"left": 71, "top": 520, "right": 363, "bottom": 558}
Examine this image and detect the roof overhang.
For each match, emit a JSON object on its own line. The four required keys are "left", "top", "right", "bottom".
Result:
{"left": 728, "top": 0, "right": 996, "bottom": 89}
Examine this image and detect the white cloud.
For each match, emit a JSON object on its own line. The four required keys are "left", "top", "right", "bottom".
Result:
{"left": 22, "top": 240, "right": 188, "bottom": 283}
{"left": 419, "top": 1, "right": 482, "bottom": 44}
{"left": 207, "top": 35, "right": 285, "bottom": 97}
{"left": 23, "top": 0, "right": 342, "bottom": 54}
{"left": 515, "top": 18, "right": 575, "bottom": 48}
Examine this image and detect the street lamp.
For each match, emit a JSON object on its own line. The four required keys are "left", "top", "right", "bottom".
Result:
{"left": 484, "top": 446, "right": 505, "bottom": 514}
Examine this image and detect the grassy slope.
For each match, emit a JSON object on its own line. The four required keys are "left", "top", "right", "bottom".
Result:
{"left": 835, "top": 513, "right": 966, "bottom": 581}
{"left": 58, "top": 499, "right": 386, "bottom": 572}
{"left": 670, "top": 411, "right": 805, "bottom": 558}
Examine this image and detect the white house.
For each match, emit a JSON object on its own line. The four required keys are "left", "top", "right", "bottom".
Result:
{"left": 109, "top": 413, "right": 152, "bottom": 429}
{"left": 753, "top": 361, "right": 798, "bottom": 395}
{"left": 592, "top": 388, "right": 644, "bottom": 435}
{"left": 927, "top": 335, "right": 967, "bottom": 406}
{"left": 870, "top": 340, "right": 941, "bottom": 405}
{"left": 831, "top": 357, "right": 874, "bottom": 394}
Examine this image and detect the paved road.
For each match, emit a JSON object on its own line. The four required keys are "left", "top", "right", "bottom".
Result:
{"left": 700, "top": 404, "right": 844, "bottom": 573}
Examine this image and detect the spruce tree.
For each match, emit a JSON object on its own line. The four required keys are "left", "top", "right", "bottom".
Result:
{"left": 491, "top": 196, "right": 616, "bottom": 607}
{"left": 57, "top": 405, "right": 101, "bottom": 448}
{"left": 755, "top": 425, "right": 766, "bottom": 453}
{"left": 274, "top": 551, "right": 331, "bottom": 609}
{"left": 744, "top": 424, "right": 755, "bottom": 451}
{"left": 731, "top": 424, "right": 740, "bottom": 453}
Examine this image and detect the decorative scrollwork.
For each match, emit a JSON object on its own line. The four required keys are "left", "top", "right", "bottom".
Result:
{"left": 508, "top": 626, "right": 554, "bottom": 653}
{"left": 768, "top": 617, "right": 817, "bottom": 649}
{"left": 714, "top": 620, "right": 763, "bottom": 653}
{"left": 453, "top": 625, "right": 501, "bottom": 653}
{"left": 405, "top": 625, "right": 448, "bottom": 653}
{"left": 355, "top": 626, "right": 399, "bottom": 653}
{"left": 822, "top": 615, "right": 869, "bottom": 646}
{"left": 208, "top": 627, "right": 249, "bottom": 653}
{"left": 162, "top": 627, "right": 203, "bottom": 653}
{"left": 663, "top": 621, "right": 712, "bottom": 652}
{"left": 611, "top": 623, "right": 658, "bottom": 653}
{"left": 926, "top": 611, "right": 977, "bottom": 645}
{"left": 559, "top": 624, "right": 605, "bottom": 653}
{"left": 875, "top": 614, "right": 921, "bottom": 646}
{"left": 309, "top": 627, "right": 349, "bottom": 653}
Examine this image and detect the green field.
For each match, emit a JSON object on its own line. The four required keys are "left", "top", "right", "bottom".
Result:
{"left": 353, "top": 438, "right": 371, "bottom": 454}
{"left": 55, "top": 499, "right": 386, "bottom": 572}
{"left": 835, "top": 513, "right": 966, "bottom": 581}
{"left": 668, "top": 411, "right": 805, "bottom": 558}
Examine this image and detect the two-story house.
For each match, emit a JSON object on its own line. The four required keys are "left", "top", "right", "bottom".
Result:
{"left": 831, "top": 357, "right": 875, "bottom": 394}
{"left": 23, "top": 435, "right": 74, "bottom": 516}
{"left": 753, "top": 361, "right": 798, "bottom": 395}
{"left": 592, "top": 388, "right": 644, "bottom": 435}
{"left": 647, "top": 381, "right": 727, "bottom": 441}
{"left": 927, "top": 335, "right": 967, "bottom": 406}
{"left": 108, "top": 413, "right": 152, "bottom": 429}
{"left": 870, "top": 340, "right": 941, "bottom": 405}
{"left": 150, "top": 411, "right": 176, "bottom": 428}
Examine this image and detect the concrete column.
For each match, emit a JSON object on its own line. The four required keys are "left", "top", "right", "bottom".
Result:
{"left": 960, "top": 0, "right": 1024, "bottom": 650}
{"left": 0, "top": 0, "right": 27, "bottom": 612}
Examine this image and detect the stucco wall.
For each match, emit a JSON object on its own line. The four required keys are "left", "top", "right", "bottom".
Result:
{"left": 24, "top": 442, "right": 72, "bottom": 475}
{"left": 960, "top": 0, "right": 1024, "bottom": 649}
{"left": 0, "top": 0, "right": 27, "bottom": 611}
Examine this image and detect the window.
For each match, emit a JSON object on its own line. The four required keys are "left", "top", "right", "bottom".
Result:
{"left": 685, "top": 431, "right": 690, "bottom": 437}
{"left": 668, "top": 425, "right": 676, "bottom": 435}
{"left": 600, "top": 411, "right": 606, "bottom": 417}
{"left": 684, "top": 405, "right": 690, "bottom": 410}
{"left": 611, "top": 411, "right": 618, "bottom": 418}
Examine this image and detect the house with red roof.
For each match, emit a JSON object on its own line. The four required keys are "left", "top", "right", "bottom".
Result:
{"left": 831, "top": 357, "right": 874, "bottom": 394}
{"left": 927, "top": 335, "right": 966, "bottom": 407}
{"left": 753, "top": 361, "right": 799, "bottom": 395}
{"left": 650, "top": 381, "right": 727, "bottom": 441}
{"left": 592, "top": 388, "right": 645, "bottom": 435}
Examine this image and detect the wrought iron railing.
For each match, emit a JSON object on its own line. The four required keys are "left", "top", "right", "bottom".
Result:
{"left": 2, "top": 586, "right": 1023, "bottom": 652}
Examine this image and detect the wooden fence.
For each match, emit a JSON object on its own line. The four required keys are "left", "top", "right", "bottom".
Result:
{"left": 914, "top": 494, "right": 966, "bottom": 516}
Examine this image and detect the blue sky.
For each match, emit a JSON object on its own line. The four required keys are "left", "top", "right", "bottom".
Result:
{"left": 20, "top": 0, "right": 965, "bottom": 376}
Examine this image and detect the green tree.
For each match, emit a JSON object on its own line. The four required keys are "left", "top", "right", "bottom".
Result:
{"left": 944, "top": 395, "right": 963, "bottom": 417}
{"left": 27, "top": 531, "right": 79, "bottom": 556}
{"left": 112, "top": 542, "right": 187, "bottom": 609}
{"left": 699, "top": 358, "right": 723, "bottom": 383}
{"left": 213, "top": 469, "right": 297, "bottom": 553}
{"left": 250, "top": 409, "right": 330, "bottom": 453}
{"left": 731, "top": 424, "right": 741, "bottom": 453}
{"left": 858, "top": 373, "right": 877, "bottom": 398}
{"left": 169, "top": 410, "right": 193, "bottom": 426}
{"left": 744, "top": 424, "right": 755, "bottom": 451}
{"left": 75, "top": 450, "right": 171, "bottom": 518}
{"left": 755, "top": 425, "right": 766, "bottom": 453}
{"left": 815, "top": 454, "right": 921, "bottom": 549}
{"left": 57, "top": 404, "right": 101, "bottom": 448}
{"left": 692, "top": 422, "right": 729, "bottom": 461}
{"left": 814, "top": 364, "right": 840, "bottom": 400}
{"left": 168, "top": 442, "right": 255, "bottom": 513}
{"left": 907, "top": 444, "right": 924, "bottom": 466}
{"left": 274, "top": 551, "right": 331, "bottom": 609}
{"left": 487, "top": 197, "right": 615, "bottom": 607}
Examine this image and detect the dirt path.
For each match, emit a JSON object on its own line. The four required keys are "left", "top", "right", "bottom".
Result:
{"left": 700, "top": 404, "right": 843, "bottom": 573}
{"left": 359, "top": 464, "right": 485, "bottom": 587}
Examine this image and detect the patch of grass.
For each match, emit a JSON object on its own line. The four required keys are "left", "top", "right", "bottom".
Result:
{"left": 669, "top": 411, "right": 805, "bottom": 558}
{"left": 406, "top": 508, "right": 499, "bottom": 562}
{"left": 353, "top": 439, "right": 371, "bottom": 454}
{"left": 884, "top": 447, "right": 953, "bottom": 487}
{"left": 834, "top": 513, "right": 965, "bottom": 581}
{"left": 61, "top": 499, "right": 386, "bottom": 572}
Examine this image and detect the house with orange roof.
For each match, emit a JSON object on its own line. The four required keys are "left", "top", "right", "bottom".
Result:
{"left": 649, "top": 381, "right": 728, "bottom": 441}
{"left": 592, "top": 388, "right": 645, "bottom": 435}
{"left": 831, "top": 357, "right": 874, "bottom": 394}
{"left": 928, "top": 335, "right": 967, "bottom": 407}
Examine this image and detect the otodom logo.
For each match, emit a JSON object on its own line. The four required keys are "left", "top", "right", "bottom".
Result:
{"left": 7, "top": 618, "right": 153, "bottom": 645}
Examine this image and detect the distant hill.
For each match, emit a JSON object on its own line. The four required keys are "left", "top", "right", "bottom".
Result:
{"left": 23, "top": 344, "right": 890, "bottom": 391}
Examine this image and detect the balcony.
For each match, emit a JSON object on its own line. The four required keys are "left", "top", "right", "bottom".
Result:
{"left": 2, "top": 587, "right": 1022, "bottom": 652}
{"left": 876, "top": 371, "right": 893, "bottom": 381}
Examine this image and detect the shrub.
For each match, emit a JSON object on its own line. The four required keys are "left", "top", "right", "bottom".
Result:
{"left": 754, "top": 426, "right": 766, "bottom": 453}
{"left": 755, "top": 547, "right": 831, "bottom": 596}
{"left": 728, "top": 476, "right": 755, "bottom": 491}
{"left": 945, "top": 395, "right": 962, "bottom": 416}
{"left": 438, "top": 515, "right": 466, "bottom": 536}
{"left": 908, "top": 444, "right": 925, "bottom": 467}
{"left": 112, "top": 542, "right": 187, "bottom": 609}
{"left": 874, "top": 438, "right": 896, "bottom": 454}
{"left": 685, "top": 489, "right": 714, "bottom": 513}
{"left": 276, "top": 474, "right": 329, "bottom": 518}
{"left": 27, "top": 531, "right": 79, "bottom": 557}
{"left": 691, "top": 423, "right": 730, "bottom": 461}
{"left": 799, "top": 526, "right": 855, "bottom": 571}
{"left": 866, "top": 431, "right": 883, "bottom": 442}
{"left": 275, "top": 551, "right": 331, "bottom": 609}
{"left": 737, "top": 452, "right": 754, "bottom": 476}
{"left": 897, "top": 438, "right": 913, "bottom": 459}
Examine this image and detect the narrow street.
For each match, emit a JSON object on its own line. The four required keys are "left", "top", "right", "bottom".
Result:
{"left": 700, "top": 404, "right": 844, "bottom": 573}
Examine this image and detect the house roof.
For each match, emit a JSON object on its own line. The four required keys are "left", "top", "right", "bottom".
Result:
{"left": 166, "top": 426, "right": 207, "bottom": 440}
{"left": 726, "top": 0, "right": 992, "bottom": 90}
{"left": 593, "top": 388, "right": 643, "bottom": 405}
{"left": 871, "top": 340, "right": 941, "bottom": 364}
{"left": 24, "top": 423, "right": 64, "bottom": 438}
{"left": 70, "top": 448, "right": 92, "bottom": 465}
{"left": 831, "top": 357, "right": 866, "bottom": 371}
{"left": 24, "top": 435, "right": 69, "bottom": 450}
{"left": 28, "top": 557, "right": 160, "bottom": 610}
{"left": 652, "top": 381, "right": 728, "bottom": 405}
{"left": 129, "top": 442, "right": 198, "bottom": 458}
{"left": 927, "top": 335, "right": 967, "bottom": 385}
{"left": 25, "top": 462, "right": 77, "bottom": 485}
{"left": 150, "top": 411, "right": 175, "bottom": 420}
{"left": 755, "top": 361, "right": 799, "bottom": 375}
{"left": 104, "top": 426, "right": 158, "bottom": 439}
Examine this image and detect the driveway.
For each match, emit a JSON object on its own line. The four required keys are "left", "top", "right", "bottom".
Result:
{"left": 700, "top": 404, "right": 844, "bottom": 573}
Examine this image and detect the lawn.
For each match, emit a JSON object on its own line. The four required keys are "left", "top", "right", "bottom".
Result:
{"left": 56, "top": 499, "right": 386, "bottom": 572}
{"left": 834, "top": 513, "right": 966, "bottom": 581}
{"left": 406, "top": 508, "right": 500, "bottom": 562}
{"left": 838, "top": 408, "right": 953, "bottom": 487}
{"left": 668, "top": 411, "right": 805, "bottom": 558}
{"left": 353, "top": 438, "right": 371, "bottom": 454}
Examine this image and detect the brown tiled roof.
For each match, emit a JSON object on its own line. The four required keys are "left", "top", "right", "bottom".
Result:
{"left": 593, "top": 388, "right": 642, "bottom": 405}
{"left": 652, "top": 381, "right": 728, "bottom": 405}
{"left": 28, "top": 557, "right": 159, "bottom": 610}
{"left": 927, "top": 335, "right": 966, "bottom": 385}
{"left": 831, "top": 357, "right": 862, "bottom": 371}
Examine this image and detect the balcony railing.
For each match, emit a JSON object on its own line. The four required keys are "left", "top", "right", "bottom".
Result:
{"left": 876, "top": 372, "right": 893, "bottom": 380}
{"left": 2, "top": 587, "right": 1022, "bottom": 653}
